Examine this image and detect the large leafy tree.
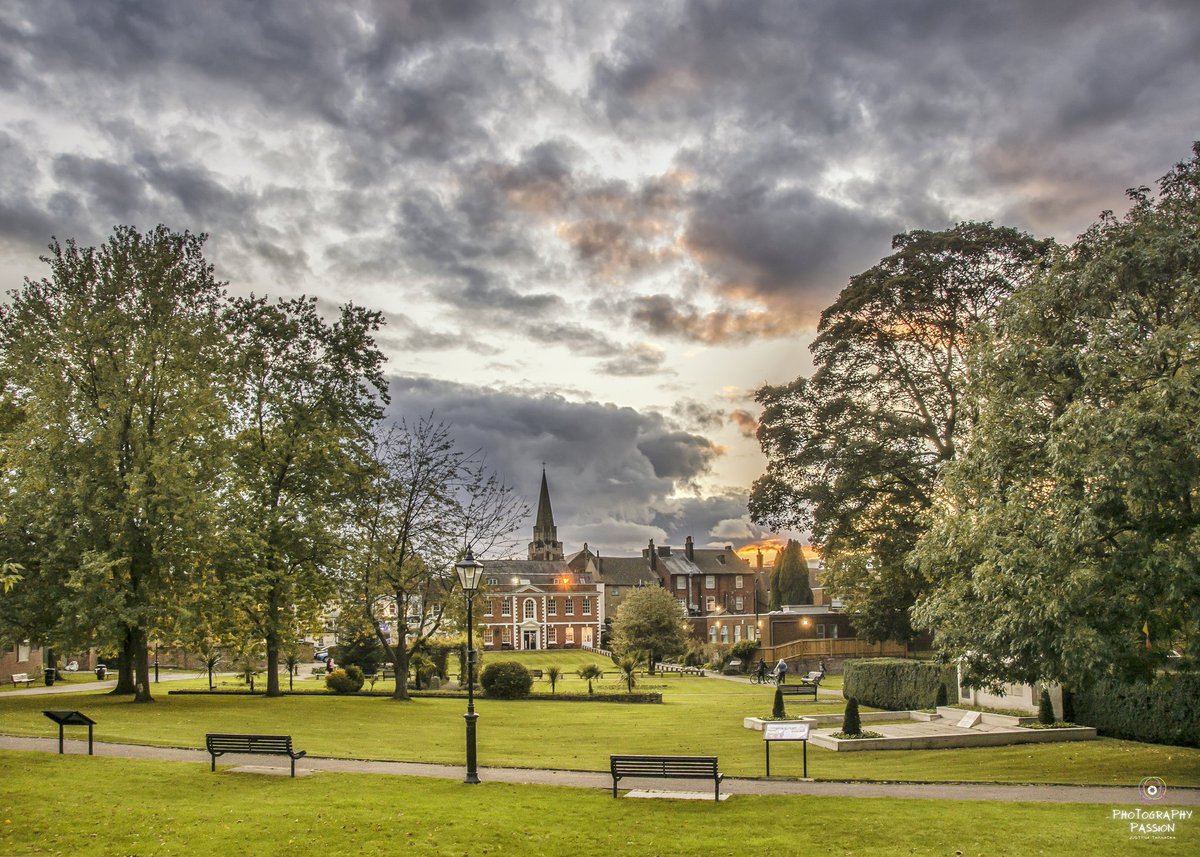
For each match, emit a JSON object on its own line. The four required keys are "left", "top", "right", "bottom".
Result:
{"left": 750, "top": 223, "right": 1052, "bottom": 642}
{"left": 220, "top": 295, "right": 388, "bottom": 697}
{"left": 611, "top": 584, "right": 691, "bottom": 674}
{"left": 914, "top": 144, "right": 1200, "bottom": 688}
{"left": 344, "top": 417, "right": 527, "bottom": 700}
{"left": 0, "top": 226, "right": 228, "bottom": 701}
{"left": 769, "top": 539, "right": 812, "bottom": 609}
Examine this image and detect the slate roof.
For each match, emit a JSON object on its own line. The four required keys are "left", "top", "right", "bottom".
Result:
{"left": 592, "top": 556, "right": 658, "bottom": 586}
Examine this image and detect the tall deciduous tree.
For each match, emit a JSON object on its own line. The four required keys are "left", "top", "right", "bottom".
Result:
{"left": 221, "top": 295, "right": 387, "bottom": 697}
{"left": 345, "top": 417, "right": 527, "bottom": 700}
{"left": 914, "top": 144, "right": 1200, "bottom": 688}
{"left": 750, "top": 223, "right": 1051, "bottom": 642}
{"left": 611, "top": 584, "right": 691, "bottom": 674}
{"left": 0, "top": 226, "right": 228, "bottom": 701}
{"left": 769, "top": 539, "right": 812, "bottom": 609}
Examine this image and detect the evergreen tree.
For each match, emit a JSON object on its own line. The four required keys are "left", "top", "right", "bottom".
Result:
{"left": 1039, "top": 689, "right": 1055, "bottom": 725}
{"left": 842, "top": 698, "right": 862, "bottom": 735}
{"left": 769, "top": 540, "right": 812, "bottom": 609}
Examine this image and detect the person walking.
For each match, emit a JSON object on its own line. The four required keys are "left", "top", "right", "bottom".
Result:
{"left": 774, "top": 658, "right": 788, "bottom": 685}
{"left": 755, "top": 658, "right": 768, "bottom": 683}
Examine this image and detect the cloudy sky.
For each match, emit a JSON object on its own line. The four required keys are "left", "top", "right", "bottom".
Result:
{"left": 2, "top": 0, "right": 1197, "bottom": 557}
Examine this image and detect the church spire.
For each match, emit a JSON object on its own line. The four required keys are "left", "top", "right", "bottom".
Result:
{"left": 535, "top": 466, "right": 555, "bottom": 534}
{"left": 528, "top": 465, "right": 564, "bottom": 561}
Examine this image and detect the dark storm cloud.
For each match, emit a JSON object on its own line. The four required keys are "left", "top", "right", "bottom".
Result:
{"left": 672, "top": 399, "right": 726, "bottom": 432}
{"left": 2, "top": 0, "right": 1197, "bottom": 357}
{"left": 596, "top": 345, "right": 668, "bottom": 378}
{"left": 385, "top": 375, "right": 724, "bottom": 553}
{"left": 588, "top": 0, "right": 1200, "bottom": 324}
{"left": 636, "top": 431, "right": 721, "bottom": 483}
{"left": 626, "top": 294, "right": 799, "bottom": 344}
{"left": 650, "top": 491, "right": 781, "bottom": 550}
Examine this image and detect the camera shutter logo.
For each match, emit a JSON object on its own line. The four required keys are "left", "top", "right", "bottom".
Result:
{"left": 1139, "top": 777, "right": 1167, "bottom": 801}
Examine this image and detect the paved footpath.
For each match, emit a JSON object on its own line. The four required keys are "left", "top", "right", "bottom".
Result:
{"left": 1, "top": 671, "right": 216, "bottom": 697}
{"left": 1, "top": 734, "right": 1195, "bottom": 806}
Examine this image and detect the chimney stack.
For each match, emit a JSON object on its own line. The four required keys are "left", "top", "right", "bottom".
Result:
{"left": 648, "top": 539, "right": 657, "bottom": 571}
{"left": 756, "top": 549, "right": 763, "bottom": 569}
{"left": 685, "top": 535, "right": 695, "bottom": 561}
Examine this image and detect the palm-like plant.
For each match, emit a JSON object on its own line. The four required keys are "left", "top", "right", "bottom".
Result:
{"left": 201, "top": 650, "right": 221, "bottom": 691}
{"left": 546, "top": 665, "right": 562, "bottom": 695}
{"left": 578, "top": 663, "right": 603, "bottom": 695}
{"left": 283, "top": 643, "right": 301, "bottom": 692}
{"left": 618, "top": 658, "right": 637, "bottom": 693}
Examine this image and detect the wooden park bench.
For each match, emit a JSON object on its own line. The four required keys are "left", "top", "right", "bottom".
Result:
{"left": 529, "top": 669, "right": 543, "bottom": 679}
{"left": 205, "top": 733, "right": 307, "bottom": 777}
{"left": 779, "top": 675, "right": 821, "bottom": 702}
{"left": 610, "top": 754, "right": 724, "bottom": 800}
{"left": 9, "top": 672, "right": 35, "bottom": 687}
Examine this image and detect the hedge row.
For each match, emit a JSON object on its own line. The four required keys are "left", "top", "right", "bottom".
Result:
{"left": 842, "top": 658, "right": 958, "bottom": 710}
{"left": 1072, "top": 672, "right": 1200, "bottom": 747}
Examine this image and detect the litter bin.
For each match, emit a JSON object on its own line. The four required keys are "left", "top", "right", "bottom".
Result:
{"left": 44, "top": 667, "right": 57, "bottom": 686}
{"left": 95, "top": 665, "right": 108, "bottom": 680}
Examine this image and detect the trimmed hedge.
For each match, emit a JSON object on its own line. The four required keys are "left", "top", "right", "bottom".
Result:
{"left": 1072, "top": 672, "right": 1200, "bottom": 748}
{"left": 481, "top": 660, "right": 533, "bottom": 699}
{"left": 842, "top": 658, "right": 959, "bottom": 710}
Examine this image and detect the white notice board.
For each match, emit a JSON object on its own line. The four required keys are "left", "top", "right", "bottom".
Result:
{"left": 763, "top": 721, "right": 810, "bottom": 741}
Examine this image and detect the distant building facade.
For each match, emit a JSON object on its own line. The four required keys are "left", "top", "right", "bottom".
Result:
{"left": 477, "top": 469, "right": 602, "bottom": 650}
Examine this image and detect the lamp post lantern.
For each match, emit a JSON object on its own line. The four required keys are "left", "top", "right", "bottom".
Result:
{"left": 456, "top": 547, "right": 485, "bottom": 784}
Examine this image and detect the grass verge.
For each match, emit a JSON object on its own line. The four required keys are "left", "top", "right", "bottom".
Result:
{"left": 1, "top": 751, "right": 1193, "bottom": 857}
{"left": 1, "top": 680, "right": 1197, "bottom": 785}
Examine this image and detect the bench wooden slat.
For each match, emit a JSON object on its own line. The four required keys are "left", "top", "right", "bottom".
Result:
{"left": 779, "top": 680, "right": 821, "bottom": 701}
{"left": 206, "top": 733, "right": 306, "bottom": 777}
{"left": 610, "top": 754, "right": 723, "bottom": 800}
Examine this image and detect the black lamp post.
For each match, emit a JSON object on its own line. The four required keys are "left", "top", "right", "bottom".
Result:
{"left": 456, "top": 547, "right": 485, "bottom": 785}
{"left": 153, "top": 644, "right": 160, "bottom": 683}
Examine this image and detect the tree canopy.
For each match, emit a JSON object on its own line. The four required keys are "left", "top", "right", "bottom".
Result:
{"left": 610, "top": 585, "right": 690, "bottom": 673}
{"left": 342, "top": 417, "right": 527, "bottom": 700}
{"left": 0, "top": 225, "right": 229, "bottom": 700}
{"left": 750, "top": 222, "right": 1052, "bottom": 642}
{"left": 914, "top": 144, "right": 1200, "bottom": 688}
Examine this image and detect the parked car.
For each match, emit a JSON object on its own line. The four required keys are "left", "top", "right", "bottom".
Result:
{"left": 314, "top": 650, "right": 330, "bottom": 663}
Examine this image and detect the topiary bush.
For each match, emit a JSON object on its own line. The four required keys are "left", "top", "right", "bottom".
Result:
{"left": 1072, "top": 672, "right": 1200, "bottom": 747}
{"left": 325, "top": 665, "right": 364, "bottom": 694}
{"left": 935, "top": 683, "right": 948, "bottom": 707}
{"left": 842, "top": 698, "right": 862, "bottom": 735}
{"left": 480, "top": 660, "right": 533, "bottom": 699}
{"left": 843, "top": 658, "right": 958, "bottom": 710}
{"left": 772, "top": 685, "right": 785, "bottom": 718}
{"left": 1038, "top": 688, "right": 1055, "bottom": 725}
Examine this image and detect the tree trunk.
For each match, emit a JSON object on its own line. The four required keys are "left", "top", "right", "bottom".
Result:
{"left": 111, "top": 627, "right": 136, "bottom": 695}
{"left": 133, "top": 627, "right": 153, "bottom": 703}
{"left": 391, "top": 623, "right": 410, "bottom": 700}
{"left": 264, "top": 584, "right": 282, "bottom": 697}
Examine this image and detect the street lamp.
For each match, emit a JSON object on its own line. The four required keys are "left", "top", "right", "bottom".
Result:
{"left": 455, "top": 547, "right": 485, "bottom": 785}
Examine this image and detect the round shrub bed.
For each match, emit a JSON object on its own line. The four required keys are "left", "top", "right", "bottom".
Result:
{"left": 480, "top": 660, "right": 532, "bottom": 699}
{"left": 326, "top": 665, "right": 364, "bottom": 694}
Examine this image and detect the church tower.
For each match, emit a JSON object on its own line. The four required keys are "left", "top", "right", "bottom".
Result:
{"left": 528, "top": 467, "right": 564, "bottom": 561}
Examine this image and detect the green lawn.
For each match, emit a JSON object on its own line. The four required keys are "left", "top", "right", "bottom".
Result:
{"left": 1, "top": 752, "right": 1193, "bottom": 857}
{"left": 2, "top": 679, "right": 1197, "bottom": 785}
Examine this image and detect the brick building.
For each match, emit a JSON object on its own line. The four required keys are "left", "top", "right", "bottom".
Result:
{"left": 476, "top": 469, "right": 602, "bottom": 650}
